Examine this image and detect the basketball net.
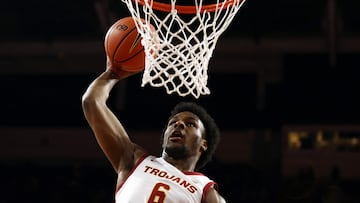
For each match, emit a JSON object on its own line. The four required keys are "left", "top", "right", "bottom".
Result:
{"left": 121, "top": 0, "right": 246, "bottom": 98}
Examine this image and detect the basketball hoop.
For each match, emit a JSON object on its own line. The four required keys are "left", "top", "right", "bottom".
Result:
{"left": 121, "top": 0, "right": 246, "bottom": 98}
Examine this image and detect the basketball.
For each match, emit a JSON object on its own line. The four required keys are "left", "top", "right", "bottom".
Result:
{"left": 104, "top": 17, "right": 146, "bottom": 74}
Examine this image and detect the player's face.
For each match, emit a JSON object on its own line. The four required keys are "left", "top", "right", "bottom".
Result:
{"left": 162, "top": 111, "right": 207, "bottom": 160}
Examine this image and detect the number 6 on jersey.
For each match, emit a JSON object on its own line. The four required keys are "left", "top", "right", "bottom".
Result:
{"left": 147, "top": 183, "right": 170, "bottom": 203}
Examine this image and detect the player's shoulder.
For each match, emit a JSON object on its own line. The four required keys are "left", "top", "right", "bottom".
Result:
{"left": 205, "top": 187, "right": 226, "bottom": 203}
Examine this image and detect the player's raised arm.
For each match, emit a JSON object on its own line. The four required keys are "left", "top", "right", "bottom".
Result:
{"left": 81, "top": 70, "right": 140, "bottom": 173}
{"left": 82, "top": 17, "right": 147, "bottom": 174}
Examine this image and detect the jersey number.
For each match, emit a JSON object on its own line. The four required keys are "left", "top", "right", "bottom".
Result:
{"left": 147, "top": 182, "right": 170, "bottom": 203}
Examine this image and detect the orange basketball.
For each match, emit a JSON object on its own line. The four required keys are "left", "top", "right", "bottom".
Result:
{"left": 104, "top": 17, "right": 146, "bottom": 74}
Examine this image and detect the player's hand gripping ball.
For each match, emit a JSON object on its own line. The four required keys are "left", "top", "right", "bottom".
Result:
{"left": 104, "top": 17, "right": 152, "bottom": 75}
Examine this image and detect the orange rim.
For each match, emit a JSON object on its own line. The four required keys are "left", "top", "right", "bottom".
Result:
{"left": 134, "top": 0, "right": 243, "bottom": 14}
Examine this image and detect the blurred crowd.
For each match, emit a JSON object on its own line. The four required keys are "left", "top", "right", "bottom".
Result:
{"left": 1, "top": 161, "right": 359, "bottom": 203}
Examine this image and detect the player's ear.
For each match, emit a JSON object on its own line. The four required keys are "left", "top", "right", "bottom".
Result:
{"left": 200, "top": 139, "right": 208, "bottom": 152}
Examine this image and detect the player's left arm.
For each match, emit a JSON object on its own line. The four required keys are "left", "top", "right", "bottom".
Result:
{"left": 205, "top": 187, "right": 226, "bottom": 203}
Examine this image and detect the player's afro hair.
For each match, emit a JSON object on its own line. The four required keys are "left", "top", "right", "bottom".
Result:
{"left": 164, "top": 102, "right": 220, "bottom": 170}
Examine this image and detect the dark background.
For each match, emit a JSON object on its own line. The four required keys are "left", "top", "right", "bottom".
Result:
{"left": 1, "top": 0, "right": 360, "bottom": 202}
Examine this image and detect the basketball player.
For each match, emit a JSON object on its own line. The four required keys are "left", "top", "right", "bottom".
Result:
{"left": 82, "top": 65, "right": 226, "bottom": 202}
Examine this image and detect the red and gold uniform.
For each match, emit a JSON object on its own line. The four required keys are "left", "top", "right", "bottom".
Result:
{"left": 115, "top": 154, "right": 217, "bottom": 203}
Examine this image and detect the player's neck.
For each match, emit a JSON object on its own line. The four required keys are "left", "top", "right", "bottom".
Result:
{"left": 162, "top": 153, "right": 197, "bottom": 172}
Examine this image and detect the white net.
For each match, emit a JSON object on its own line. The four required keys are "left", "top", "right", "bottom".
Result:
{"left": 121, "top": 0, "right": 246, "bottom": 98}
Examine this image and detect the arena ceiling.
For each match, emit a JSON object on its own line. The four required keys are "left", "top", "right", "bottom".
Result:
{"left": 1, "top": 0, "right": 359, "bottom": 74}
